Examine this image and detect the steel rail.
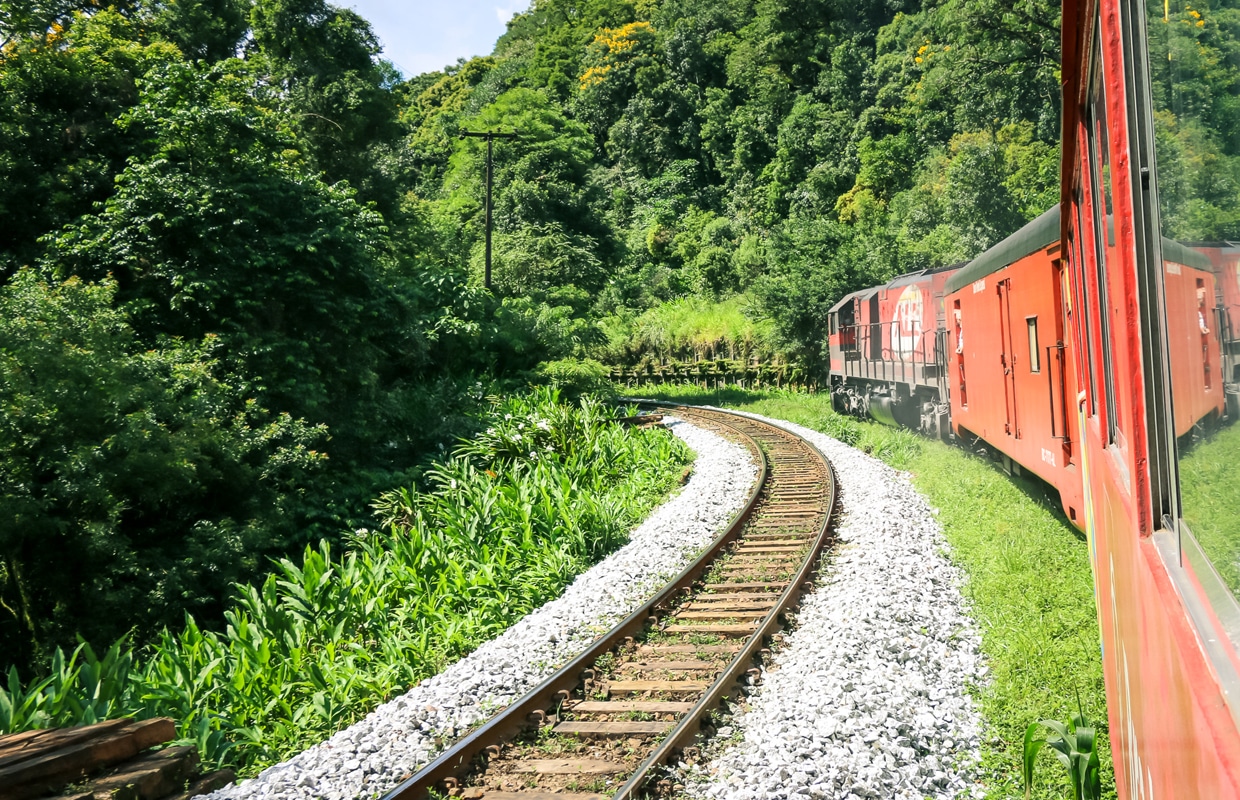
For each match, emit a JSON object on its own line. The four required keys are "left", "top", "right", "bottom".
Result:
{"left": 379, "top": 412, "right": 766, "bottom": 800}
{"left": 608, "top": 405, "right": 838, "bottom": 800}
{"left": 379, "top": 406, "right": 837, "bottom": 800}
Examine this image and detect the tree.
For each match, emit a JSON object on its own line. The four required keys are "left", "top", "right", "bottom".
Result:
{"left": 0, "top": 8, "right": 179, "bottom": 268}
{"left": 0, "top": 269, "right": 325, "bottom": 671}
{"left": 48, "top": 60, "right": 406, "bottom": 453}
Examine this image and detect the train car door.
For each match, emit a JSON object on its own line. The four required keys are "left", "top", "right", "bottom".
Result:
{"left": 996, "top": 278, "right": 1020, "bottom": 437}
{"left": 1051, "top": 259, "right": 1074, "bottom": 466}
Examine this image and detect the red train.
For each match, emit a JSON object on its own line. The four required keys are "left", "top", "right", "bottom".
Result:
{"left": 827, "top": 0, "right": 1240, "bottom": 792}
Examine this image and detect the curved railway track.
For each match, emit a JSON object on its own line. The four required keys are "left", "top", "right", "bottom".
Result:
{"left": 380, "top": 407, "right": 837, "bottom": 800}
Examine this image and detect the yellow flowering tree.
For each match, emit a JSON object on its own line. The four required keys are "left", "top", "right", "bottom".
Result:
{"left": 576, "top": 21, "right": 659, "bottom": 145}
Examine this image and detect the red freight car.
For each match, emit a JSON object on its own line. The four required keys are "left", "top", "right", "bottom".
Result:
{"left": 942, "top": 207, "right": 1086, "bottom": 527}
{"left": 1185, "top": 242, "right": 1240, "bottom": 408}
{"left": 1160, "top": 241, "right": 1227, "bottom": 437}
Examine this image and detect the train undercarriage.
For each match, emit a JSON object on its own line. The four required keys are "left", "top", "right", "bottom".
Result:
{"left": 829, "top": 376, "right": 952, "bottom": 441}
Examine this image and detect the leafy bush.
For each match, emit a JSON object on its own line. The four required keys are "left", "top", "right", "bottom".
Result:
{"left": 536, "top": 358, "right": 614, "bottom": 400}
{"left": 0, "top": 388, "right": 691, "bottom": 775}
{"left": 0, "top": 270, "right": 326, "bottom": 672}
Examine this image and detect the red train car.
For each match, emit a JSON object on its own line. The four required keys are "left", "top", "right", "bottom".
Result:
{"left": 1061, "top": 0, "right": 1240, "bottom": 792}
{"left": 942, "top": 207, "right": 1086, "bottom": 527}
{"left": 1161, "top": 241, "right": 1227, "bottom": 437}
{"left": 1186, "top": 242, "right": 1240, "bottom": 404}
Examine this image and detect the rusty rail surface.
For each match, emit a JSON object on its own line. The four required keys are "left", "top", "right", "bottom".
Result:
{"left": 380, "top": 406, "right": 837, "bottom": 800}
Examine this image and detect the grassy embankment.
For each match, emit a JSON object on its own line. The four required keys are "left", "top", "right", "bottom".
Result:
{"left": 623, "top": 384, "right": 1114, "bottom": 800}
{"left": 1181, "top": 421, "right": 1240, "bottom": 595}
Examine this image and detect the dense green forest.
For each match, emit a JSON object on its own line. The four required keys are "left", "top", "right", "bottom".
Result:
{"left": 0, "top": 0, "right": 1067, "bottom": 678}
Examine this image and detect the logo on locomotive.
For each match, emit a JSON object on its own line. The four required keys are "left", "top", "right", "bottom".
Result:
{"left": 892, "top": 284, "right": 925, "bottom": 356}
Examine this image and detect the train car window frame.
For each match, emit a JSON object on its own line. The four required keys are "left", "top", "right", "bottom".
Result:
{"left": 1118, "top": 0, "right": 1180, "bottom": 537}
{"left": 1077, "top": 167, "right": 1104, "bottom": 424}
{"left": 1027, "top": 317, "right": 1041, "bottom": 373}
{"left": 1125, "top": 0, "right": 1240, "bottom": 707}
{"left": 1086, "top": 27, "right": 1122, "bottom": 448}
{"left": 1071, "top": 195, "right": 1097, "bottom": 418}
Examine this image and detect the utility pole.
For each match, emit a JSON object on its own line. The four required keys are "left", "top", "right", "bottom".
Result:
{"left": 459, "top": 129, "right": 520, "bottom": 290}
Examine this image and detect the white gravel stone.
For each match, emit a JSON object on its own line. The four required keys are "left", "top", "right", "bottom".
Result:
{"left": 208, "top": 417, "right": 756, "bottom": 800}
{"left": 679, "top": 408, "right": 988, "bottom": 800}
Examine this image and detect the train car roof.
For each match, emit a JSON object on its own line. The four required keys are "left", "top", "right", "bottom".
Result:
{"left": 826, "top": 287, "right": 878, "bottom": 315}
{"left": 1163, "top": 238, "right": 1218, "bottom": 272}
{"left": 944, "top": 205, "right": 1060, "bottom": 295}
{"left": 886, "top": 269, "right": 928, "bottom": 288}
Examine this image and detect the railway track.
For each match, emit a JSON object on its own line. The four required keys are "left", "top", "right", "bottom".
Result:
{"left": 380, "top": 407, "right": 837, "bottom": 800}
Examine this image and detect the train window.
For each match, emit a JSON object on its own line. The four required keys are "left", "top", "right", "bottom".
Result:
{"left": 1144, "top": 0, "right": 1240, "bottom": 625}
{"left": 1086, "top": 29, "right": 1122, "bottom": 446}
{"left": 1027, "top": 317, "right": 1040, "bottom": 373}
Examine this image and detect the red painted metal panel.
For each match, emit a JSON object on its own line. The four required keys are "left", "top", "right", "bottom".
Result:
{"left": 1060, "top": 0, "right": 1240, "bottom": 794}
{"left": 947, "top": 248, "right": 1084, "bottom": 525}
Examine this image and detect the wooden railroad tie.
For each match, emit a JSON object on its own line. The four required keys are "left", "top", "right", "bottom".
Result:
{"left": 0, "top": 719, "right": 232, "bottom": 800}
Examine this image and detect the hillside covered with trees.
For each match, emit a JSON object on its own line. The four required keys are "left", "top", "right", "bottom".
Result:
{"left": 1, "top": 0, "right": 1066, "bottom": 684}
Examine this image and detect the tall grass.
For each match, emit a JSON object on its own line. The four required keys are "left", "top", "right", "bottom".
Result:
{"left": 1179, "top": 422, "right": 1240, "bottom": 595}
{"left": 597, "top": 296, "right": 779, "bottom": 365}
{"left": 1, "top": 388, "right": 691, "bottom": 775}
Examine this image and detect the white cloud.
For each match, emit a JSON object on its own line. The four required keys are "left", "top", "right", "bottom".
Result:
{"left": 495, "top": 5, "right": 517, "bottom": 23}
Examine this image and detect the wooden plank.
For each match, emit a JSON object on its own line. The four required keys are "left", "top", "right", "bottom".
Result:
{"left": 607, "top": 680, "right": 707, "bottom": 695}
{"left": 468, "top": 792, "right": 607, "bottom": 800}
{"left": 674, "top": 610, "right": 768, "bottom": 620}
{"left": 509, "top": 758, "right": 626, "bottom": 775}
{"left": 638, "top": 644, "right": 740, "bottom": 655}
{"left": 553, "top": 721, "right": 672, "bottom": 738}
{"left": 691, "top": 594, "right": 780, "bottom": 603}
{"left": 661, "top": 623, "right": 757, "bottom": 636}
{"left": 84, "top": 745, "right": 198, "bottom": 800}
{"left": 701, "top": 582, "right": 786, "bottom": 592}
{"left": 686, "top": 601, "right": 775, "bottom": 612}
{"left": 165, "top": 768, "right": 235, "bottom": 800}
{"left": 723, "top": 557, "right": 798, "bottom": 566}
{"left": 565, "top": 701, "right": 694, "bottom": 714}
{"left": 734, "top": 545, "right": 803, "bottom": 553}
{"left": 0, "top": 718, "right": 176, "bottom": 800}
{"left": 0, "top": 722, "right": 132, "bottom": 770}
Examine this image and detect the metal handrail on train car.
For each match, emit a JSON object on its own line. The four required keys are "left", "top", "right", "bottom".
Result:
{"left": 837, "top": 323, "right": 943, "bottom": 391}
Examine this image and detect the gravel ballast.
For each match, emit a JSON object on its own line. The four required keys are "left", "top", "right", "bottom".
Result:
{"left": 209, "top": 417, "right": 756, "bottom": 800}
{"left": 680, "top": 409, "right": 987, "bottom": 800}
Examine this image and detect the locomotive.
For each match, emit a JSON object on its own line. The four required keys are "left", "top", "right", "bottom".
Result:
{"left": 825, "top": 0, "right": 1240, "bottom": 792}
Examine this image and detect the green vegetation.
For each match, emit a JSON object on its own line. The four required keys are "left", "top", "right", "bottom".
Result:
{"left": 1, "top": 389, "right": 691, "bottom": 774}
{"left": 1180, "top": 422, "right": 1240, "bottom": 594}
{"left": 0, "top": 0, "right": 1075, "bottom": 678}
{"left": 598, "top": 296, "right": 779, "bottom": 366}
{"left": 624, "top": 385, "right": 1114, "bottom": 799}
{"left": 1024, "top": 705, "right": 1103, "bottom": 800}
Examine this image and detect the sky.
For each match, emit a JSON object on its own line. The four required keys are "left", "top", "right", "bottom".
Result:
{"left": 342, "top": 0, "right": 531, "bottom": 78}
